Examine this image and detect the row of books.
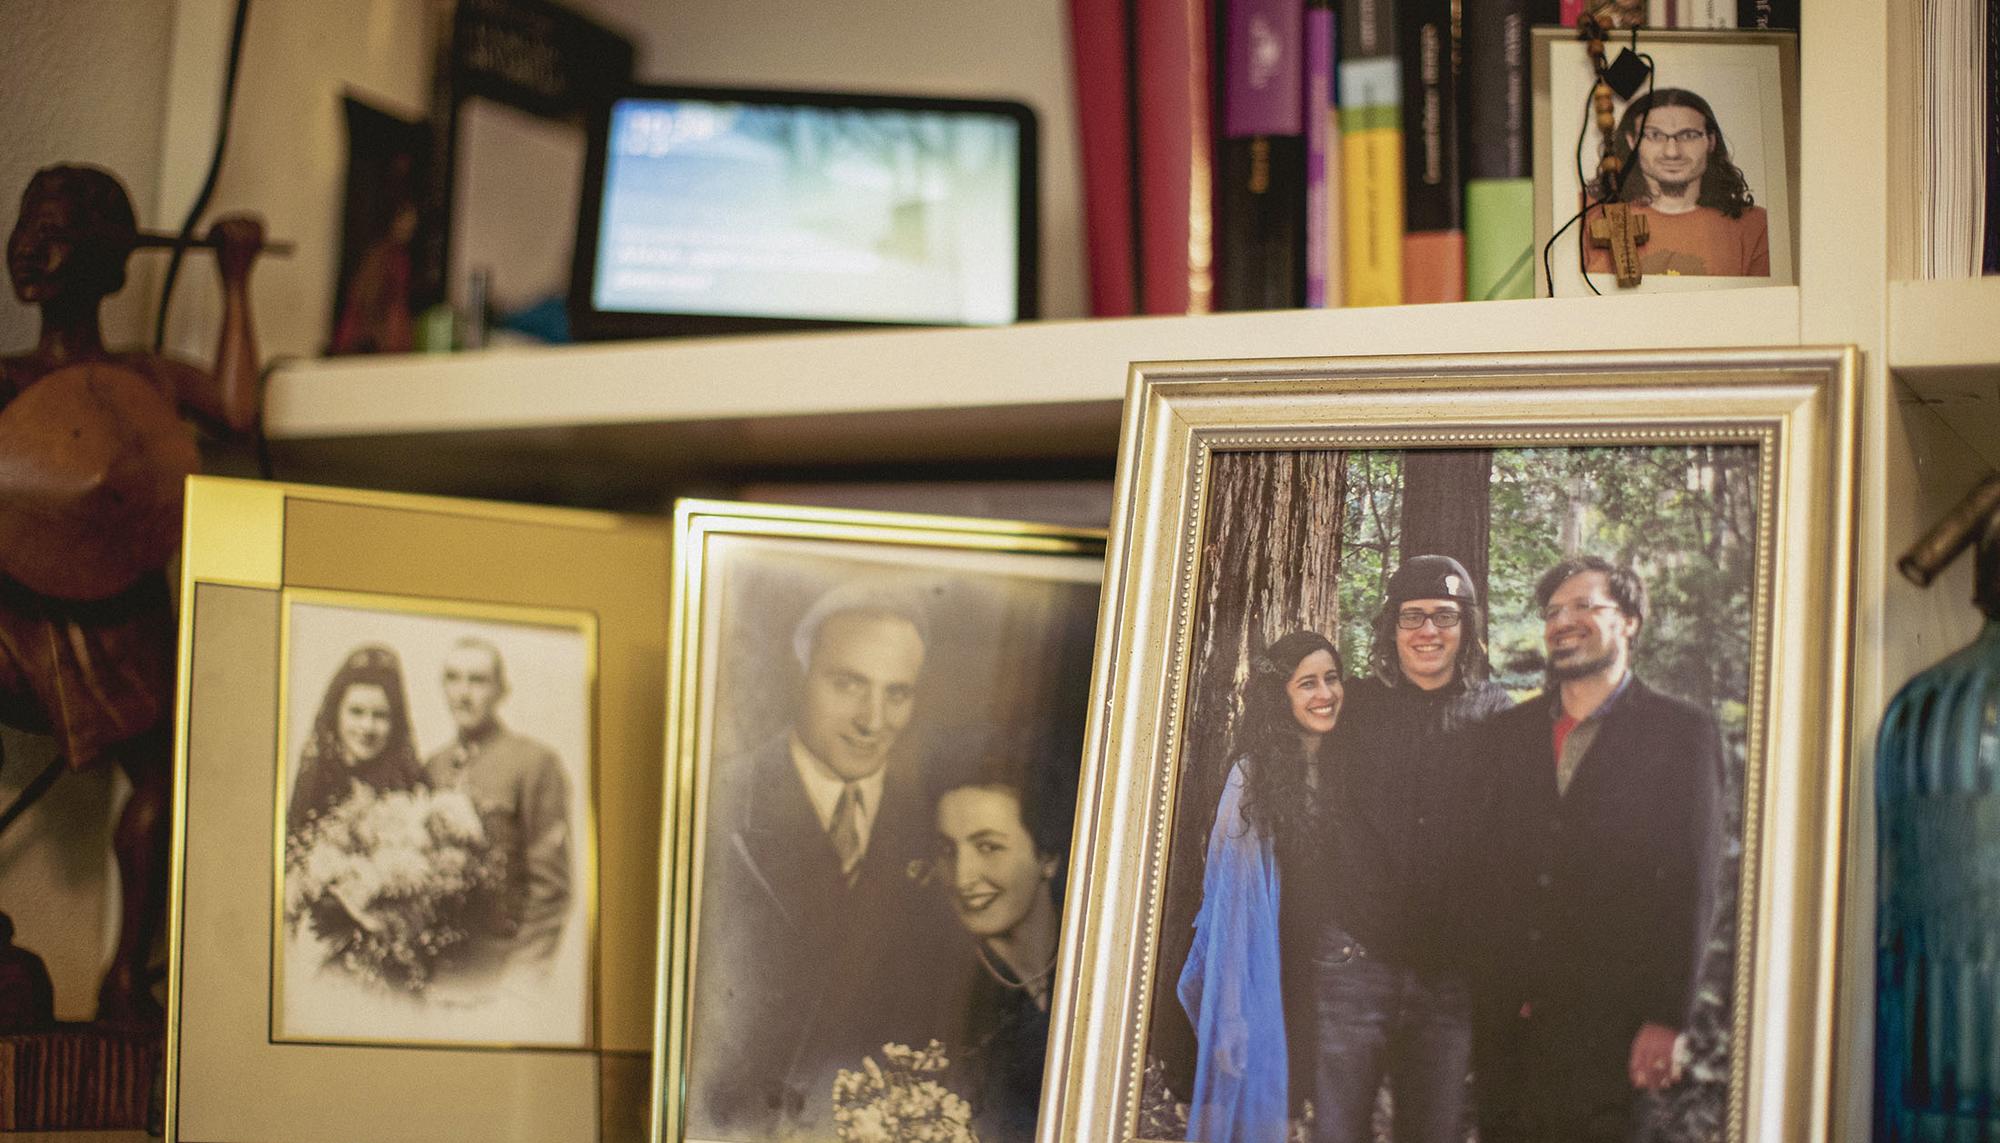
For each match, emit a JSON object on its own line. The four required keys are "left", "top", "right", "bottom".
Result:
{"left": 1071, "top": 0, "right": 1798, "bottom": 314}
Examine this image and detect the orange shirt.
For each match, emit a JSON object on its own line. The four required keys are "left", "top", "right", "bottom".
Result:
{"left": 1583, "top": 203, "right": 1771, "bottom": 277}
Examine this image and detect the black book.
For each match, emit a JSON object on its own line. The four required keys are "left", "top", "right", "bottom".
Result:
{"left": 1215, "top": 0, "right": 1309, "bottom": 310}
{"left": 1736, "top": 0, "right": 1799, "bottom": 28}
{"left": 1986, "top": 0, "right": 1999, "bottom": 273}
{"left": 1398, "top": 0, "right": 1462, "bottom": 301}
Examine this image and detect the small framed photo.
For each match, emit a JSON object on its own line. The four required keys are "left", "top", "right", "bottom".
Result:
{"left": 1043, "top": 350, "right": 1856, "bottom": 1143}
{"left": 273, "top": 590, "right": 595, "bottom": 1048}
{"left": 1533, "top": 29, "right": 1800, "bottom": 297}
{"left": 652, "top": 501, "right": 1104, "bottom": 1143}
{"left": 168, "top": 477, "right": 669, "bottom": 1143}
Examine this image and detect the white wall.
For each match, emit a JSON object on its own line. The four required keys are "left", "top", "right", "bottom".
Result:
{"left": 0, "top": 0, "right": 174, "bottom": 354}
{"left": 157, "top": 0, "right": 435, "bottom": 363}
{"left": 575, "top": 0, "right": 1088, "bottom": 321}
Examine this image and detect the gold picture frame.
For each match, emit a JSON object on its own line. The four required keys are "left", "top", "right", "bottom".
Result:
{"left": 1042, "top": 349, "right": 1856, "bottom": 1143}
{"left": 167, "top": 476, "right": 668, "bottom": 1142}
{"left": 651, "top": 500, "right": 1106, "bottom": 1143}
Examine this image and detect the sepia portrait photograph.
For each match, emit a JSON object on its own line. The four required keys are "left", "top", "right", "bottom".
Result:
{"left": 1141, "top": 443, "right": 1755, "bottom": 1143}
{"left": 1045, "top": 352, "right": 1857, "bottom": 1143}
{"left": 658, "top": 504, "right": 1103, "bottom": 1143}
{"left": 1537, "top": 31, "right": 1798, "bottom": 297}
{"left": 273, "top": 589, "right": 596, "bottom": 1050}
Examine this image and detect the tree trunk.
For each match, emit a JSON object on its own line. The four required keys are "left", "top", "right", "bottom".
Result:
{"left": 1151, "top": 447, "right": 1346, "bottom": 1092}
{"left": 1398, "top": 448, "right": 1494, "bottom": 600}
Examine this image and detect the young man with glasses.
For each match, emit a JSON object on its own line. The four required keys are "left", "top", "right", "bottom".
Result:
{"left": 1581, "top": 87, "right": 1771, "bottom": 278}
{"left": 1470, "top": 556, "right": 1725, "bottom": 1143}
{"left": 1308, "top": 555, "right": 1511, "bottom": 1143}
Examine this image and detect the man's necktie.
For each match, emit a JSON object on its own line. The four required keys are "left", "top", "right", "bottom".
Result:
{"left": 829, "top": 782, "right": 863, "bottom": 882}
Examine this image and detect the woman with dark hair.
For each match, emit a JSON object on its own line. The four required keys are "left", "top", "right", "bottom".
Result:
{"left": 286, "top": 644, "right": 427, "bottom": 835}
{"left": 1178, "top": 630, "right": 1344, "bottom": 1143}
{"left": 926, "top": 730, "right": 1080, "bottom": 1143}
{"left": 1583, "top": 87, "right": 1771, "bottom": 277}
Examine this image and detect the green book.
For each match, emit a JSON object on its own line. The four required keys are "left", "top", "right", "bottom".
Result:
{"left": 1465, "top": 177, "right": 1535, "bottom": 301}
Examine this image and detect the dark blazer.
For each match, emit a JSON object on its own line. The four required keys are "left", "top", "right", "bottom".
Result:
{"left": 688, "top": 734, "right": 971, "bottom": 1137}
{"left": 1470, "top": 676, "right": 1724, "bottom": 1139}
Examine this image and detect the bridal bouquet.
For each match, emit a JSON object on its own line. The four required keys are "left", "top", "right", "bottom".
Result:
{"left": 832, "top": 1040, "right": 977, "bottom": 1143}
{"left": 283, "top": 785, "right": 500, "bottom": 991}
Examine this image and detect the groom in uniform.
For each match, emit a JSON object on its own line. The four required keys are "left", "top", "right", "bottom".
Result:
{"left": 691, "top": 582, "right": 966, "bottom": 1137}
{"left": 424, "top": 637, "right": 572, "bottom": 971}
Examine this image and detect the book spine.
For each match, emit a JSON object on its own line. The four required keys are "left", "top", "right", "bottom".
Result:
{"left": 1216, "top": 0, "right": 1308, "bottom": 310}
{"left": 1679, "top": 0, "right": 1737, "bottom": 26}
{"left": 1071, "top": 0, "right": 1137, "bottom": 315}
{"left": 1305, "top": 0, "right": 1336, "bottom": 306}
{"left": 1462, "top": 0, "right": 1534, "bottom": 299}
{"left": 1339, "top": 59, "right": 1404, "bottom": 305}
{"left": 1735, "top": 0, "right": 1798, "bottom": 27}
{"left": 1138, "top": 0, "right": 1215, "bottom": 313}
{"left": 1399, "top": 0, "right": 1463, "bottom": 302}
{"left": 1339, "top": 0, "right": 1402, "bottom": 306}
{"left": 1987, "top": 0, "right": 1999, "bottom": 273}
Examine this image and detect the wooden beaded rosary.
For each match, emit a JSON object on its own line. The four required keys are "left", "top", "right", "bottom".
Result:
{"left": 1581, "top": 3, "right": 1652, "bottom": 287}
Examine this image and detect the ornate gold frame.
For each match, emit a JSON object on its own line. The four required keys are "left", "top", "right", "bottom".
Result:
{"left": 1040, "top": 348, "right": 1857, "bottom": 1143}
{"left": 650, "top": 499, "right": 1106, "bottom": 1143}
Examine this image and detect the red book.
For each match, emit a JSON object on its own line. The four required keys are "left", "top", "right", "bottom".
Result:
{"left": 1070, "top": 0, "right": 1138, "bottom": 315}
{"left": 1137, "top": 0, "right": 1215, "bottom": 314}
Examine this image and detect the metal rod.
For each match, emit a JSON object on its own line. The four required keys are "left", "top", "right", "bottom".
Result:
{"left": 1899, "top": 473, "right": 2000, "bottom": 587}
{"left": 0, "top": 756, "right": 67, "bottom": 840}
{"left": 133, "top": 230, "right": 294, "bottom": 257}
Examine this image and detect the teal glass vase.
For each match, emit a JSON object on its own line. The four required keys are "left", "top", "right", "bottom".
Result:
{"left": 1876, "top": 505, "right": 2000, "bottom": 1142}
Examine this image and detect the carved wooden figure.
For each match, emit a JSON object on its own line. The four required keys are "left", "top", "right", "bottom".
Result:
{"left": 0, "top": 164, "right": 263, "bottom": 1026}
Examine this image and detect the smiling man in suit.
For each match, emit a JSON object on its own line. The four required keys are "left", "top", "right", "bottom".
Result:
{"left": 1471, "top": 556, "right": 1725, "bottom": 1143}
{"left": 689, "top": 580, "right": 965, "bottom": 1138}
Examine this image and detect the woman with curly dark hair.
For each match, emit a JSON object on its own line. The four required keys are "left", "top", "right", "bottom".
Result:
{"left": 1584, "top": 87, "right": 1771, "bottom": 277}
{"left": 1178, "top": 629, "right": 1344, "bottom": 1142}
{"left": 285, "top": 644, "right": 428, "bottom": 836}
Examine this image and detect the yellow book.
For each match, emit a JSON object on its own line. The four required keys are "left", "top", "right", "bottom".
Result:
{"left": 1339, "top": 59, "right": 1405, "bottom": 307}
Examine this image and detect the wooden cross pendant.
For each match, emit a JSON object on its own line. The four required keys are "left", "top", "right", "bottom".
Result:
{"left": 1588, "top": 202, "right": 1649, "bottom": 287}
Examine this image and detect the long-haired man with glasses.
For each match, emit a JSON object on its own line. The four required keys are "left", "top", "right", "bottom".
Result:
{"left": 1582, "top": 87, "right": 1771, "bottom": 278}
{"left": 1470, "top": 556, "right": 1724, "bottom": 1143}
{"left": 1307, "top": 555, "right": 1511, "bottom": 1142}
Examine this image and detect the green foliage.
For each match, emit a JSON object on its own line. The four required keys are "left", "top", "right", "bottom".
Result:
{"left": 1338, "top": 443, "right": 1759, "bottom": 734}
{"left": 1333, "top": 451, "right": 1404, "bottom": 676}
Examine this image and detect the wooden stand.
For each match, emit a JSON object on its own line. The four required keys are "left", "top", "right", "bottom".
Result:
{"left": 0, "top": 1024, "right": 159, "bottom": 1131}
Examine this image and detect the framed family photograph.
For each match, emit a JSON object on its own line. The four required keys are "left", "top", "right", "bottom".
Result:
{"left": 1534, "top": 29, "right": 1800, "bottom": 297}
{"left": 273, "top": 589, "right": 595, "bottom": 1049}
{"left": 1044, "top": 349, "right": 1856, "bottom": 1143}
{"left": 168, "top": 477, "right": 669, "bottom": 1143}
{"left": 652, "top": 500, "right": 1105, "bottom": 1143}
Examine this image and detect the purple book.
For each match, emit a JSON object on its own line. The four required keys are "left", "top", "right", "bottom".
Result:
{"left": 1226, "top": 0, "right": 1306, "bottom": 136}
{"left": 1305, "top": 3, "right": 1334, "bottom": 306}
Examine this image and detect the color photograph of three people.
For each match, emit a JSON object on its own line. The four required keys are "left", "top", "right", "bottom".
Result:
{"left": 658, "top": 428, "right": 1765, "bottom": 1143}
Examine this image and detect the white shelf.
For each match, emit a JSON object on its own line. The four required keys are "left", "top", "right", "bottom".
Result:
{"left": 261, "top": 288, "right": 1802, "bottom": 502}
{"left": 1887, "top": 278, "right": 2000, "bottom": 471}
{"left": 1888, "top": 277, "right": 2000, "bottom": 374}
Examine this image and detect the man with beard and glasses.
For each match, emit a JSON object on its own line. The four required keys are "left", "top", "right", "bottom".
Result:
{"left": 1581, "top": 88, "right": 1771, "bottom": 278}
{"left": 1470, "top": 557, "right": 1724, "bottom": 1143}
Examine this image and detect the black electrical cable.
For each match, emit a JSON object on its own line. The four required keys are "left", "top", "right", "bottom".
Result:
{"left": 151, "top": 0, "right": 252, "bottom": 355}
